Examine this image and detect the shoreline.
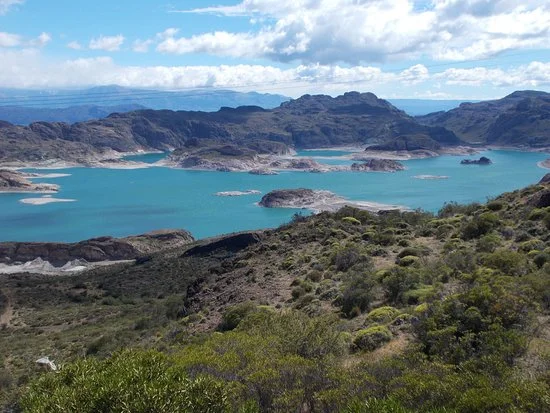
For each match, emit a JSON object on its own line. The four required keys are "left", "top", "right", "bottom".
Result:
{"left": 1, "top": 145, "right": 548, "bottom": 173}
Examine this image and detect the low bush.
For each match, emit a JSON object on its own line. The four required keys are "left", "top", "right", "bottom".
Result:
{"left": 365, "top": 306, "right": 401, "bottom": 324}
{"left": 353, "top": 326, "right": 393, "bottom": 351}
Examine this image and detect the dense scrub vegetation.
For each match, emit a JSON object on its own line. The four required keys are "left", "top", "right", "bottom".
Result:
{"left": 3, "top": 181, "right": 550, "bottom": 411}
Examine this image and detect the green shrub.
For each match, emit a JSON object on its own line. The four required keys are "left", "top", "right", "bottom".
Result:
{"left": 402, "top": 285, "right": 435, "bottom": 305}
{"left": 533, "top": 253, "right": 550, "bottom": 269}
{"left": 528, "top": 208, "right": 547, "bottom": 220}
{"left": 20, "top": 350, "right": 230, "bottom": 413}
{"left": 482, "top": 249, "right": 531, "bottom": 276}
{"left": 519, "top": 239, "right": 544, "bottom": 253}
{"left": 219, "top": 301, "right": 257, "bottom": 331}
{"left": 396, "top": 255, "right": 420, "bottom": 267}
{"left": 342, "top": 216, "right": 362, "bottom": 225}
{"left": 476, "top": 233, "right": 501, "bottom": 253}
{"left": 396, "top": 247, "right": 425, "bottom": 259}
{"left": 487, "top": 200, "right": 505, "bottom": 211}
{"left": 365, "top": 306, "right": 401, "bottom": 324}
{"left": 341, "top": 274, "right": 375, "bottom": 318}
{"left": 380, "top": 267, "right": 420, "bottom": 304}
{"left": 353, "top": 326, "right": 392, "bottom": 351}
{"left": 461, "top": 212, "right": 500, "bottom": 240}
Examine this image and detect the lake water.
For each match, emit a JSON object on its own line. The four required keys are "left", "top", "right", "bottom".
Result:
{"left": 0, "top": 150, "right": 548, "bottom": 242}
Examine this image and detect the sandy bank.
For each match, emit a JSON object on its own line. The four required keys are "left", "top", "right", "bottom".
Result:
{"left": 19, "top": 195, "right": 77, "bottom": 205}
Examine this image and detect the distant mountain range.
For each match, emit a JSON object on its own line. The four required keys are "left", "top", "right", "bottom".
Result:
{"left": 1, "top": 90, "right": 548, "bottom": 166}
{"left": 0, "top": 85, "right": 476, "bottom": 125}
{"left": 417, "top": 90, "right": 550, "bottom": 146}
{"left": 0, "top": 91, "right": 460, "bottom": 165}
{"left": 0, "top": 86, "right": 290, "bottom": 124}
{"left": 0, "top": 104, "right": 147, "bottom": 125}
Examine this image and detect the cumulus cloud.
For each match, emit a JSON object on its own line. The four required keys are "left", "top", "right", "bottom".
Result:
{"left": 0, "top": 32, "right": 21, "bottom": 47}
{"left": 0, "top": 49, "right": 548, "bottom": 98}
{"left": 163, "top": 0, "right": 550, "bottom": 64}
{"left": 67, "top": 41, "right": 82, "bottom": 50}
{"left": 436, "top": 61, "right": 550, "bottom": 87}
{"left": 0, "top": 31, "right": 50, "bottom": 48}
{"left": 89, "top": 35, "right": 124, "bottom": 52}
{"left": 0, "top": 0, "right": 24, "bottom": 15}
{"left": 29, "top": 32, "right": 51, "bottom": 47}
{"left": 133, "top": 39, "right": 153, "bottom": 53}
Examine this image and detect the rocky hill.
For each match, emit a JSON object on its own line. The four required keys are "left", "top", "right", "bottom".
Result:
{"left": 0, "top": 229, "right": 194, "bottom": 267}
{"left": 0, "top": 92, "right": 462, "bottom": 165}
{"left": 1, "top": 176, "right": 550, "bottom": 411}
{"left": 417, "top": 90, "right": 550, "bottom": 147}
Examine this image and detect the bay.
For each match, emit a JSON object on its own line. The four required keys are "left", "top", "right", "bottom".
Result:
{"left": 0, "top": 150, "right": 547, "bottom": 242}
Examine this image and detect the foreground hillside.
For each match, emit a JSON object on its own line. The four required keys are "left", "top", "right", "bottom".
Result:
{"left": 0, "top": 92, "right": 459, "bottom": 165}
{"left": 418, "top": 90, "right": 550, "bottom": 147}
{"left": 1, "top": 176, "right": 549, "bottom": 411}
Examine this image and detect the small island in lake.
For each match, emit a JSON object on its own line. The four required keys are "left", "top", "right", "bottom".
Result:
{"left": 460, "top": 156, "right": 492, "bottom": 165}
{"left": 350, "top": 158, "right": 405, "bottom": 172}
{"left": 0, "top": 170, "right": 59, "bottom": 193}
{"left": 258, "top": 188, "right": 407, "bottom": 213}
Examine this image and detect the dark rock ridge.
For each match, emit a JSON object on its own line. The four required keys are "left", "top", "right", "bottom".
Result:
{"left": 417, "top": 90, "right": 550, "bottom": 147}
{"left": 259, "top": 189, "right": 320, "bottom": 208}
{"left": 529, "top": 190, "right": 550, "bottom": 208}
{"left": 0, "top": 169, "right": 59, "bottom": 192}
{"left": 164, "top": 140, "right": 292, "bottom": 171}
{"left": 0, "top": 91, "right": 462, "bottom": 164}
{"left": 539, "top": 173, "right": 550, "bottom": 184}
{"left": 0, "top": 229, "right": 194, "bottom": 267}
{"left": 461, "top": 156, "right": 492, "bottom": 165}
{"left": 351, "top": 159, "right": 405, "bottom": 172}
{"left": 182, "top": 231, "right": 263, "bottom": 257}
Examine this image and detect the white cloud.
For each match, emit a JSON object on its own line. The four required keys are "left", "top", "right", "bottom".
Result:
{"left": 0, "top": 32, "right": 21, "bottom": 47}
{"left": 89, "top": 35, "right": 124, "bottom": 52}
{"left": 0, "top": 49, "right": 548, "bottom": 98}
{"left": 0, "top": 0, "right": 24, "bottom": 15}
{"left": 162, "top": 0, "right": 550, "bottom": 64}
{"left": 29, "top": 32, "right": 51, "bottom": 47}
{"left": 0, "top": 31, "right": 49, "bottom": 48}
{"left": 133, "top": 39, "right": 153, "bottom": 53}
{"left": 437, "top": 61, "right": 550, "bottom": 87}
{"left": 67, "top": 41, "right": 82, "bottom": 50}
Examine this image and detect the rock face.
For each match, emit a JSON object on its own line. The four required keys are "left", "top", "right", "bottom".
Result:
{"left": 529, "top": 191, "right": 550, "bottom": 208}
{"left": 162, "top": 141, "right": 291, "bottom": 172}
{"left": 259, "top": 189, "right": 326, "bottom": 208}
{"left": 0, "top": 91, "right": 462, "bottom": 165}
{"left": 0, "top": 170, "right": 59, "bottom": 192}
{"left": 182, "top": 231, "right": 263, "bottom": 257}
{"left": 539, "top": 173, "right": 550, "bottom": 184}
{"left": 258, "top": 188, "right": 407, "bottom": 213}
{"left": 249, "top": 168, "right": 278, "bottom": 175}
{"left": 350, "top": 159, "right": 405, "bottom": 172}
{"left": 460, "top": 156, "right": 492, "bottom": 165}
{"left": 0, "top": 229, "right": 194, "bottom": 267}
{"left": 417, "top": 90, "right": 550, "bottom": 147}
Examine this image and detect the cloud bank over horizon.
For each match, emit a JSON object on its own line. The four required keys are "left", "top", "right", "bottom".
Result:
{"left": 0, "top": 0, "right": 549, "bottom": 98}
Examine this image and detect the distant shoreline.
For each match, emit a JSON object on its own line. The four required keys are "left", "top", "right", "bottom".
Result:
{"left": 1, "top": 145, "right": 549, "bottom": 172}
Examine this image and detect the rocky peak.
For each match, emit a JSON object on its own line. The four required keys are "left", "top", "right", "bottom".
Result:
{"left": 279, "top": 91, "right": 401, "bottom": 116}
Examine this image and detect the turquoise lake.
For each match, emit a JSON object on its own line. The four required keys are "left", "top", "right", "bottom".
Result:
{"left": 0, "top": 150, "right": 548, "bottom": 242}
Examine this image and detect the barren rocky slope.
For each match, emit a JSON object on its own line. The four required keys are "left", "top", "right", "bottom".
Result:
{"left": 417, "top": 90, "right": 550, "bottom": 147}
{"left": 0, "top": 92, "right": 462, "bottom": 165}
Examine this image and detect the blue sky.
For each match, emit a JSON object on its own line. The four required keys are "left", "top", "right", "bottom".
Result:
{"left": 0, "top": 0, "right": 549, "bottom": 99}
